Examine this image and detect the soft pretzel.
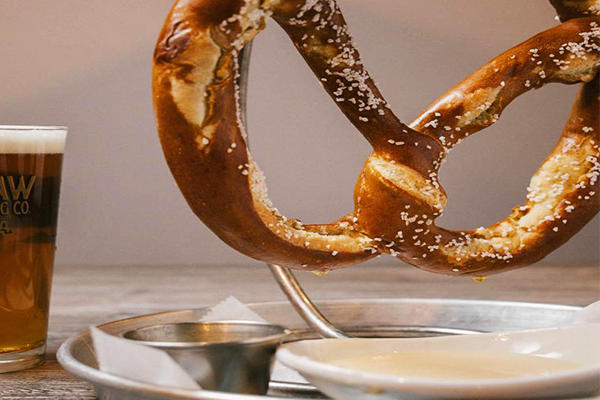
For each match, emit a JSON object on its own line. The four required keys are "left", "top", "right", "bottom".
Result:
{"left": 153, "top": 0, "right": 599, "bottom": 275}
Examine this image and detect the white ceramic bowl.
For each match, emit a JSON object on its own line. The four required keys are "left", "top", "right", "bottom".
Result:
{"left": 277, "top": 324, "right": 600, "bottom": 400}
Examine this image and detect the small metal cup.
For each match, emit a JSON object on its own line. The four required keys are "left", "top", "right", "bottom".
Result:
{"left": 122, "top": 321, "right": 288, "bottom": 395}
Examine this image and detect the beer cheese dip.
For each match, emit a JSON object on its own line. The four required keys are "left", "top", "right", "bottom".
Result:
{"left": 277, "top": 325, "right": 600, "bottom": 399}
{"left": 330, "top": 351, "right": 583, "bottom": 380}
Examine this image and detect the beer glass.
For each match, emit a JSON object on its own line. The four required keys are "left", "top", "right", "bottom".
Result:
{"left": 0, "top": 126, "right": 67, "bottom": 373}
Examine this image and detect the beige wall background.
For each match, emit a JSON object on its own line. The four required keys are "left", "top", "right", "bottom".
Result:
{"left": 0, "top": 0, "right": 598, "bottom": 268}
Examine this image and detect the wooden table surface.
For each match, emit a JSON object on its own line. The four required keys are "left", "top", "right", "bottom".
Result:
{"left": 0, "top": 263, "right": 598, "bottom": 399}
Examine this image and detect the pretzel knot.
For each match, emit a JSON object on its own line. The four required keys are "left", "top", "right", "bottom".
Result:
{"left": 153, "top": 0, "right": 599, "bottom": 276}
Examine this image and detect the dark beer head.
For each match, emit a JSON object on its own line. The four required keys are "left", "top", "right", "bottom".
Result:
{"left": 0, "top": 126, "right": 67, "bottom": 154}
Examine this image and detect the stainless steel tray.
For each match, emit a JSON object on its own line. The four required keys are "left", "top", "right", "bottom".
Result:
{"left": 57, "top": 298, "right": 587, "bottom": 400}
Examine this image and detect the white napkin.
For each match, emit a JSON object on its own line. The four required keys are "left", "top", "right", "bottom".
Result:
{"left": 91, "top": 327, "right": 201, "bottom": 390}
{"left": 91, "top": 296, "right": 272, "bottom": 390}
{"left": 562, "top": 300, "right": 600, "bottom": 326}
{"left": 200, "top": 295, "right": 269, "bottom": 323}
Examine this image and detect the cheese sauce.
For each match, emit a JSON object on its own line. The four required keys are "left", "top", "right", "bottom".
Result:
{"left": 330, "top": 351, "right": 582, "bottom": 380}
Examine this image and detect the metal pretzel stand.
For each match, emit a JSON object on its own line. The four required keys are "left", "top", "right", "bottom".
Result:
{"left": 56, "top": 44, "right": 587, "bottom": 400}
{"left": 237, "top": 43, "right": 349, "bottom": 339}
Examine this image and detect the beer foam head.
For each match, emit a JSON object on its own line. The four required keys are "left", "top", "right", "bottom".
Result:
{"left": 0, "top": 126, "right": 67, "bottom": 154}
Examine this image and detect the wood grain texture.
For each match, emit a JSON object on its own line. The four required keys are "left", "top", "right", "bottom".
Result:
{"left": 0, "top": 263, "right": 598, "bottom": 399}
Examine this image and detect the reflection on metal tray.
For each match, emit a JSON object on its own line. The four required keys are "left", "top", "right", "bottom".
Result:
{"left": 58, "top": 298, "right": 584, "bottom": 400}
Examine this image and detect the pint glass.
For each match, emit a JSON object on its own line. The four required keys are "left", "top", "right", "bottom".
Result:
{"left": 0, "top": 126, "right": 67, "bottom": 372}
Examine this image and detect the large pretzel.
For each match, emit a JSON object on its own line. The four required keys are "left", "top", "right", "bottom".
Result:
{"left": 153, "top": 0, "right": 599, "bottom": 276}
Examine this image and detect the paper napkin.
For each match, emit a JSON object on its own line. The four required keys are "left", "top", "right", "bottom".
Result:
{"left": 91, "top": 327, "right": 201, "bottom": 390}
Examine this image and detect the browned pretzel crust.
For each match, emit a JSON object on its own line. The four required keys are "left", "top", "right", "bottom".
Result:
{"left": 153, "top": 0, "right": 599, "bottom": 275}
{"left": 550, "top": 0, "right": 599, "bottom": 22}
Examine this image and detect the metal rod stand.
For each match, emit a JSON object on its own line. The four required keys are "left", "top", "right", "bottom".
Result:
{"left": 268, "top": 264, "right": 350, "bottom": 338}
{"left": 237, "top": 43, "right": 349, "bottom": 339}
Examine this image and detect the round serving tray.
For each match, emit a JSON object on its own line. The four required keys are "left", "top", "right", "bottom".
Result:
{"left": 58, "top": 298, "right": 587, "bottom": 400}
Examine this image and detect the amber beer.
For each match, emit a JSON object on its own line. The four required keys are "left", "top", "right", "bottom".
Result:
{"left": 0, "top": 126, "right": 66, "bottom": 372}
